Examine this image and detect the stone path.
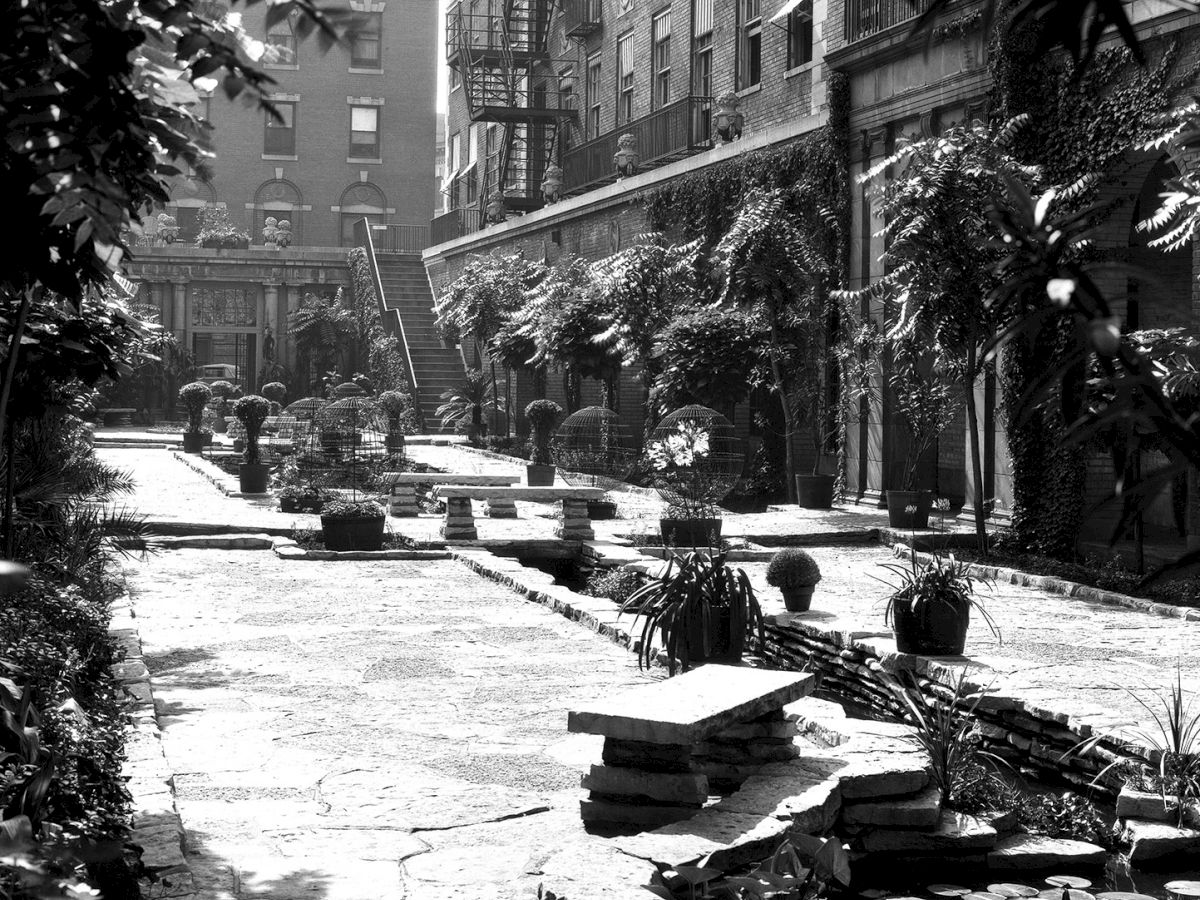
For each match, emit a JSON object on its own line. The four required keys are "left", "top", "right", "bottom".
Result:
{"left": 124, "top": 549, "right": 652, "bottom": 899}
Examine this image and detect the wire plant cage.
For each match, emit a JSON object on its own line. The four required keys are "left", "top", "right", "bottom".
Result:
{"left": 551, "top": 406, "right": 638, "bottom": 489}
{"left": 306, "top": 395, "right": 386, "bottom": 498}
{"left": 280, "top": 397, "right": 326, "bottom": 472}
{"left": 648, "top": 404, "right": 743, "bottom": 517}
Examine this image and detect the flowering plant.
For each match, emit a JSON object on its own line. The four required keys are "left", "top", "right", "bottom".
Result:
{"left": 647, "top": 423, "right": 710, "bottom": 471}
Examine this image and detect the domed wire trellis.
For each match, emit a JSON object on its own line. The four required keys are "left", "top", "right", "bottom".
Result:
{"left": 551, "top": 406, "right": 638, "bottom": 489}
{"left": 275, "top": 397, "right": 326, "bottom": 464}
{"left": 648, "top": 405, "right": 743, "bottom": 516}
{"left": 305, "top": 396, "right": 386, "bottom": 498}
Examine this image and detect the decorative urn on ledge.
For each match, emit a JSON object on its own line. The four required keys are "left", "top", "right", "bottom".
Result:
{"left": 713, "top": 93, "right": 745, "bottom": 145}
{"left": 542, "top": 164, "right": 564, "bottom": 204}
{"left": 613, "top": 133, "right": 639, "bottom": 178}
{"left": 484, "top": 190, "right": 507, "bottom": 224}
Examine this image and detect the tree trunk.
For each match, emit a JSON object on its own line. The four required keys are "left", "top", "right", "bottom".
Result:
{"left": 964, "top": 343, "right": 987, "bottom": 554}
{"left": 0, "top": 286, "right": 34, "bottom": 559}
{"left": 768, "top": 324, "right": 797, "bottom": 503}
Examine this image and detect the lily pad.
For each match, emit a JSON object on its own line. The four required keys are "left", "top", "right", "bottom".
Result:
{"left": 1046, "top": 878, "right": 1092, "bottom": 890}
{"left": 929, "top": 887, "right": 973, "bottom": 898}
{"left": 966, "top": 893, "right": 1006, "bottom": 900}
{"left": 1036, "top": 890, "right": 1094, "bottom": 900}
{"left": 1165, "top": 884, "right": 1200, "bottom": 899}
{"left": 989, "top": 886, "right": 1039, "bottom": 898}
{"left": 1096, "top": 893, "right": 1157, "bottom": 900}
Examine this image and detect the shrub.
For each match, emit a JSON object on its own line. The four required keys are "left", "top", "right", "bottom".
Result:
{"left": 261, "top": 382, "right": 287, "bottom": 405}
{"left": 178, "top": 381, "right": 212, "bottom": 433}
{"left": 378, "top": 390, "right": 417, "bottom": 434}
{"left": 232, "top": 394, "right": 272, "bottom": 465}
{"left": 584, "top": 567, "right": 643, "bottom": 605}
{"left": 208, "top": 380, "right": 235, "bottom": 400}
{"left": 525, "top": 399, "right": 564, "bottom": 465}
{"left": 320, "top": 500, "right": 385, "bottom": 519}
{"left": 766, "top": 548, "right": 822, "bottom": 587}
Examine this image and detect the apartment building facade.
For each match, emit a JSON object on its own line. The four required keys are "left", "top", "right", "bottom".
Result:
{"left": 123, "top": 0, "right": 438, "bottom": 394}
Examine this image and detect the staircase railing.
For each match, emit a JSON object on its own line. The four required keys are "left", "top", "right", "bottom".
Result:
{"left": 353, "top": 217, "right": 427, "bottom": 433}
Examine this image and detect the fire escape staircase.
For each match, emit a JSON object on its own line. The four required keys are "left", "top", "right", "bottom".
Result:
{"left": 449, "top": 0, "right": 575, "bottom": 217}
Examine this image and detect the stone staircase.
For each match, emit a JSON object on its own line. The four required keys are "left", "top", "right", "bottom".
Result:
{"left": 374, "top": 254, "right": 463, "bottom": 433}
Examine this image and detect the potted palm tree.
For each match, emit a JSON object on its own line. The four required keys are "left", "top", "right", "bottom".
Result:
{"left": 178, "top": 382, "right": 213, "bottom": 453}
{"left": 378, "top": 390, "right": 412, "bottom": 453}
{"left": 766, "top": 548, "right": 822, "bottom": 612}
{"left": 525, "top": 399, "right": 563, "bottom": 486}
{"left": 886, "top": 340, "right": 953, "bottom": 529}
{"left": 882, "top": 549, "right": 998, "bottom": 656}
{"left": 436, "top": 369, "right": 502, "bottom": 444}
{"left": 620, "top": 550, "right": 764, "bottom": 675}
{"left": 232, "top": 394, "right": 272, "bottom": 493}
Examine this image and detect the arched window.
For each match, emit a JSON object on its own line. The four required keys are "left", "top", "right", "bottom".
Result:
{"left": 338, "top": 182, "right": 387, "bottom": 246}
{"left": 254, "top": 179, "right": 303, "bottom": 245}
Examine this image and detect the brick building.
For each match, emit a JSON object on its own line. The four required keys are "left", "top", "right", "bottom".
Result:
{"left": 413, "top": 0, "right": 1199, "bottom": 553}
{"left": 123, "top": 0, "right": 439, "bottom": 396}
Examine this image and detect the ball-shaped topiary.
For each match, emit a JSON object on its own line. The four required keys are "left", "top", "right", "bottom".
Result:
{"left": 525, "top": 399, "right": 564, "bottom": 465}
{"left": 766, "top": 548, "right": 822, "bottom": 588}
{"left": 261, "top": 382, "right": 287, "bottom": 405}
{"left": 178, "top": 382, "right": 213, "bottom": 433}
{"left": 208, "top": 380, "right": 235, "bottom": 400}
{"left": 232, "top": 394, "right": 272, "bottom": 465}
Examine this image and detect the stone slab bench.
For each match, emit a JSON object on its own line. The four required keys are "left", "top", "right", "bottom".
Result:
{"left": 433, "top": 485, "right": 605, "bottom": 539}
{"left": 567, "top": 664, "right": 815, "bottom": 829}
{"left": 379, "top": 472, "right": 517, "bottom": 517}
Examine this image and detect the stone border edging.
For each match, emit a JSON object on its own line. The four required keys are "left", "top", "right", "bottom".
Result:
{"left": 896, "top": 544, "right": 1200, "bottom": 623}
{"left": 150, "top": 534, "right": 275, "bottom": 550}
{"left": 273, "top": 538, "right": 450, "bottom": 560}
{"left": 171, "top": 450, "right": 253, "bottom": 497}
{"left": 449, "top": 445, "right": 661, "bottom": 498}
{"left": 108, "top": 565, "right": 194, "bottom": 897}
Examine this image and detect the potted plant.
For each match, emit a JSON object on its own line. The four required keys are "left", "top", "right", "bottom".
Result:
{"left": 196, "top": 206, "right": 250, "bottom": 250}
{"left": 620, "top": 549, "right": 764, "bottom": 675}
{"left": 886, "top": 340, "right": 953, "bottom": 529}
{"left": 207, "top": 380, "right": 234, "bottom": 433}
{"left": 766, "top": 548, "right": 822, "bottom": 612}
{"left": 378, "top": 390, "right": 412, "bottom": 453}
{"left": 178, "top": 382, "right": 213, "bottom": 453}
{"left": 320, "top": 499, "right": 386, "bottom": 551}
{"left": 648, "top": 419, "right": 728, "bottom": 548}
{"left": 525, "top": 399, "right": 563, "bottom": 486}
{"left": 232, "top": 394, "right": 272, "bottom": 493}
{"left": 881, "top": 549, "right": 998, "bottom": 656}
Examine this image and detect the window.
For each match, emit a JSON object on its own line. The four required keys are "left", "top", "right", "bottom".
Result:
{"left": 738, "top": 0, "right": 761, "bottom": 90}
{"left": 787, "top": 0, "right": 813, "bottom": 69}
{"left": 266, "top": 20, "right": 296, "bottom": 65}
{"left": 617, "top": 30, "right": 634, "bottom": 125}
{"left": 264, "top": 101, "right": 296, "bottom": 155}
{"left": 349, "top": 106, "right": 379, "bottom": 158}
{"left": 468, "top": 123, "right": 480, "bottom": 166}
{"left": 350, "top": 12, "right": 382, "bottom": 68}
{"left": 450, "top": 132, "right": 462, "bottom": 173}
{"left": 585, "top": 52, "right": 602, "bottom": 138}
{"left": 652, "top": 10, "right": 671, "bottom": 108}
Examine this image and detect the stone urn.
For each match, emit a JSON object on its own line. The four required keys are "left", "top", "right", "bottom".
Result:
{"left": 613, "top": 133, "right": 639, "bottom": 178}
{"left": 275, "top": 219, "right": 293, "bottom": 248}
{"left": 713, "top": 93, "right": 745, "bottom": 145}
{"left": 542, "top": 164, "right": 564, "bottom": 204}
{"left": 484, "top": 191, "right": 507, "bottom": 224}
{"left": 156, "top": 213, "right": 179, "bottom": 245}
{"left": 262, "top": 216, "right": 279, "bottom": 246}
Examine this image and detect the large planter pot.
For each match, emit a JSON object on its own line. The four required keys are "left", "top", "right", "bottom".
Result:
{"left": 795, "top": 474, "right": 835, "bottom": 509}
{"left": 385, "top": 433, "right": 406, "bottom": 453}
{"left": 211, "top": 415, "right": 228, "bottom": 434}
{"left": 587, "top": 500, "right": 618, "bottom": 520}
{"left": 320, "top": 514, "right": 385, "bottom": 551}
{"left": 891, "top": 596, "right": 970, "bottom": 656}
{"left": 182, "top": 432, "right": 210, "bottom": 454}
{"left": 780, "top": 585, "right": 815, "bottom": 613}
{"left": 887, "top": 490, "right": 932, "bottom": 529}
{"left": 280, "top": 497, "right": 300, "bottom": 513}
{"left": 526, "top": 463, "right": 555, "bottom": 486}
{"left": 660, "top": 518, "right": 722, "bottom": 548}
{"left": 238, "top": 463, "right": 270, "bottom": 494}
{"left": 684, "top": 605, "right": 742, "bottom": 667}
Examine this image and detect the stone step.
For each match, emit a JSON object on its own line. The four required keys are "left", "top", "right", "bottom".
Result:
{"left": 581, "top": 765, "right": 709, "bottom": 805}
{"left": 840, "top": 785, "right": 942, "bottom": 830}
{"left": 716, "top": 760, "right": 841, "bottom": 834}
{"left": 1123, "top": 818, "right": 1200, "bottom": 865}
{"left": 987, "top": 833, "right": 1107, "bottom": 869}
{"left": 856, "top": 810, "right": 997, "bottom": 853}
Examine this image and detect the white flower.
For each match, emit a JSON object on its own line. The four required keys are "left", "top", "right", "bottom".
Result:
{"left": 1045, "top": 278, "right": 1075, "bottom": 307}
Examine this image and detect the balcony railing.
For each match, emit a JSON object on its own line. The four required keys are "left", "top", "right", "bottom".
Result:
{"left": 845, "top": 0, "right": 930, "bottom": 42}
{"left": 563, "top": 0, "right": 602, "bottom": 38}
{"left": 369, "top": 224, "right": 430, "bottom": 254}
{"left": 446, "top": 3, "right": 550, "bottom": 61}
{"left": 563, "top": 95, "right": 712, "bottom": 195}
{"left": 431, "top": 208, "right": 483, "bottom": 245}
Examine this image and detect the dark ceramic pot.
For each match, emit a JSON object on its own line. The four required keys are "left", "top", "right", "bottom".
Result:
{"left": 659, "top": 518, "right": 722, "bottom": 548}
{"left": 886, "top": 490, "right": 932, "bottom": 530}
{"left": 526, "top": 463, "right": 555, "bottom": 486}
{"left": 182, "top": 433, "right": 209, "bottom": 454}
{"left": 781, "top": 585, "right": 815, "bottom": 613}
{"left": 795, "top": 474, "right": 835, "bottom": 509}
{"left": 891, "top": 596, "right": 970, "bottom": 656}
{"left": 238, "top": 463, "right": 270, "bottom": 493}
{"left": 320, "top": 514, "right": 385, "bottom": 551}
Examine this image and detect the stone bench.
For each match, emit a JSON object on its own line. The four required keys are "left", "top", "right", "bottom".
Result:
{"left": 98, "top": 408, "right": 136, "bottom": 427}
{"left": 568, "top": 664, "right": 815, "bottom": 828}
{"left": 432, "top": 485, "right": 606, "bottom": 540}
{"left": 379, "top": 473, "right": 518, "bottom": 517}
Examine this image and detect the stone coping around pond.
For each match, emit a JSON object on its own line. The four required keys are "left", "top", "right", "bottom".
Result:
{"left": 108, "top": 562, "right": 195, "bottom": 896}
{"left": 149, "top": 533, "right": 275, "bottom": 551}
{"left": 272, "top": 537, "right": 450, "bottom": 561}
{"left": 172, "top": 449, "right": 250, "bottom": 497}
{"left": 897, "top": 544, "right": 1200, "bottom": 623}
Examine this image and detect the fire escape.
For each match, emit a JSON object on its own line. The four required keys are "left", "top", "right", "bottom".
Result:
{"left": 446, "top": 0, "right": 576, "bottom": 218}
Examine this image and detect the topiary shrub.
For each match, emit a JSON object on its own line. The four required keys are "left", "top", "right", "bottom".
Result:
{"left": 178, "top": 382, "right": 212, "bottom": 434}
{"left": 766, "top": 548, "right": 822, "bottom": 588}
{"left": 525, "top": 399, "right": 563, "bottom": 465}
{"left": 232, "top": 394, "right": 272, "bottom": 464}
{"left": 261, "top": 382, "right": 287, "bottom": 405}
{"left": 378, "top": 390, "right": 416, "bottom": 434}
{"left": 208, "top": 380, "right": 235, "bottom": 401}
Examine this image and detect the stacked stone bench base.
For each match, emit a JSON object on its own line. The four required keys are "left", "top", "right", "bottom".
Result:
{"left": 381, "top": 473, "right": 516, "bottom": 518}
{"left": 434, "top": 486, "right": 606, "bottom": 542}
{"left": 568, "top": 665, "right": 815, "bottom": 831}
